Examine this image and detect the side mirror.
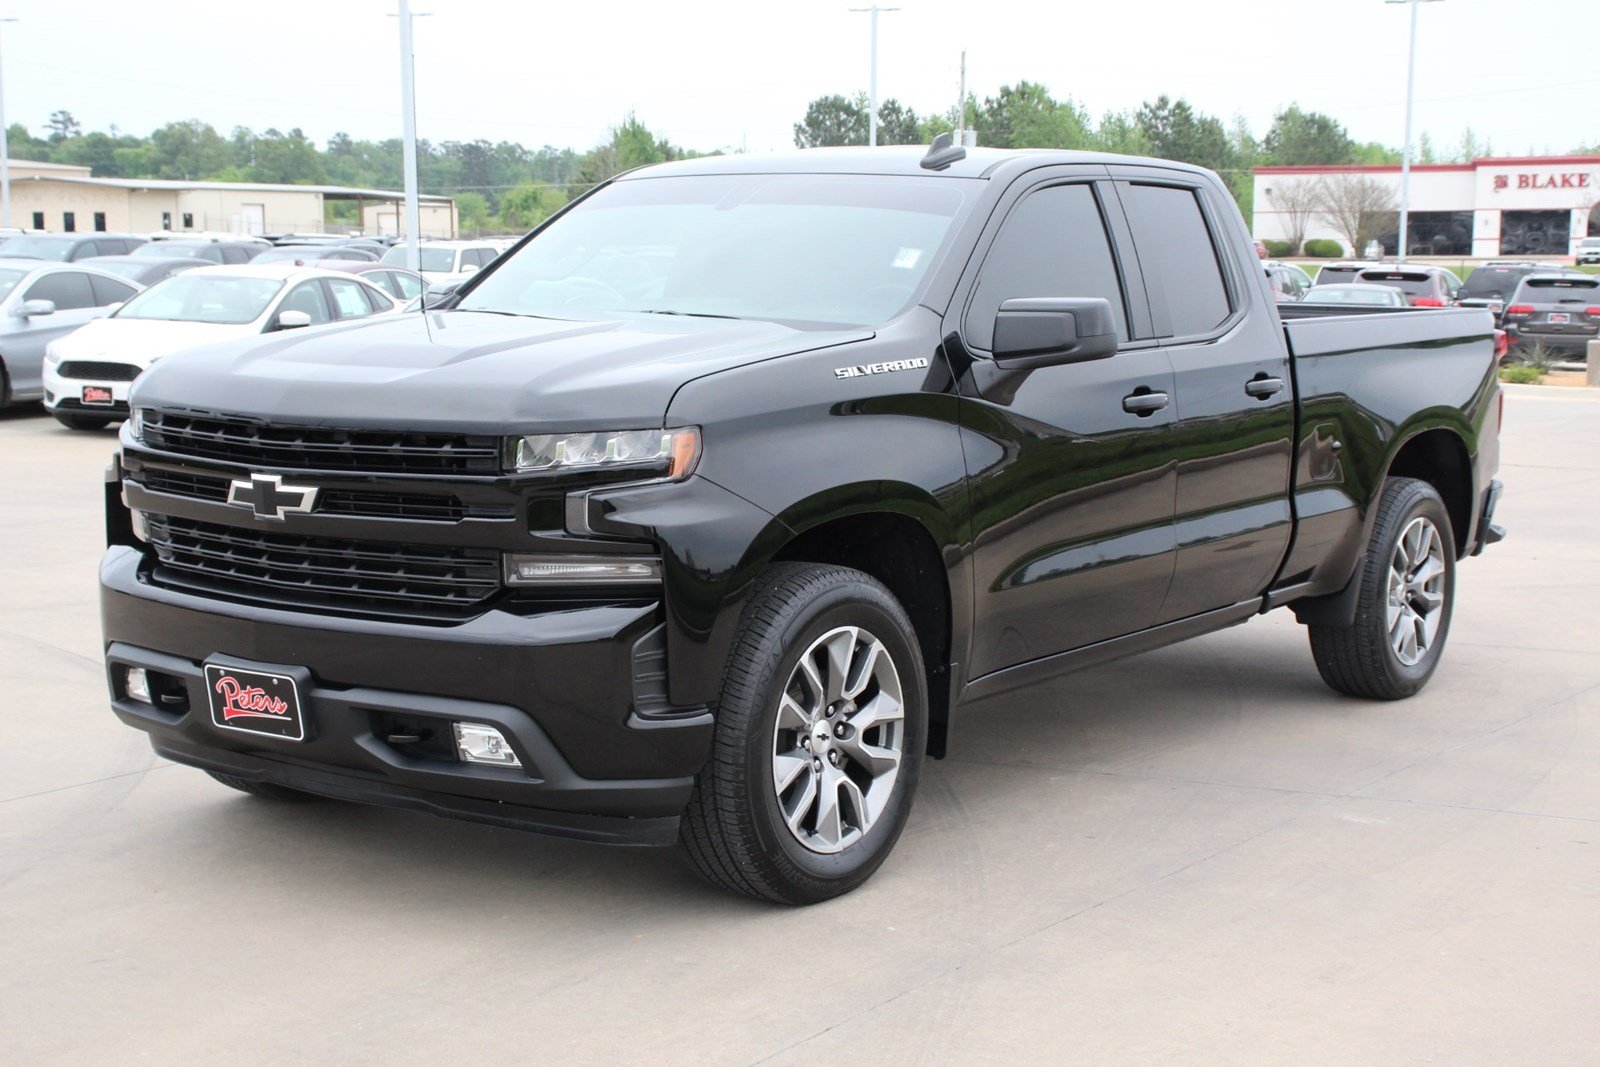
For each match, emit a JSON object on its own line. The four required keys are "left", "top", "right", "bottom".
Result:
{"left": 275, "top": 309, "right": 313, "bottom": 331}
{"left": 459, "top": 263, "right": 479, "bottom": 274}
{"left": 16, "top": 298, "right": 56, "bottom": 318}
{"left": 991, "top": 297, "right": 1119, "bottom": 369}
{"left": 421, "top": 282, "right": 460, "bottom": 309}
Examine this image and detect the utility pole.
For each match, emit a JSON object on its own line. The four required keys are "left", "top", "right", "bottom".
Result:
{"left": 392, "top": 0, "right": 429, "bottom": 272}
{"left": 849, "top": 5, "right": 899, "bottom": 147}
{"left": 1387, "top": 0, "right": 1442, "bottom": 264}
{"left": 0, "top": 18, "right": 17, "bottom": 231}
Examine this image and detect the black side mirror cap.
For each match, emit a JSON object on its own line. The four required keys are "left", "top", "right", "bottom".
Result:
{"left": 992, "top": 297, "right": 1119, "bottom": 369}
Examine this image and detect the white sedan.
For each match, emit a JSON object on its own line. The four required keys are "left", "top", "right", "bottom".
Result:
{"left": 43, "top": 263, "right": 401, "bottom": 430}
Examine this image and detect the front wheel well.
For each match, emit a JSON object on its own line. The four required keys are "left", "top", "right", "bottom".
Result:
{"left": 772, "top": 512, "right": 953, "bottom": 757}
{"left": 1387, "top": 428, "right": 1473, "bottom": 556}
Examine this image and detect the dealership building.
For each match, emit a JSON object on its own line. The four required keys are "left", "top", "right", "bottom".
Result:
{"left": 1253, "top": 154, "right": 1600, "bottom": 258}
{"left": 3, "top": 159, "right": 457, "bottom": 238}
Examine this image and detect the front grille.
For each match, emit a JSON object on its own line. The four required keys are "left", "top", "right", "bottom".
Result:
{"left": 143, "top": 410, "right": 502, "bottom": 475}
{"left": 132, "top": 467, "right": 487, "bottom": 523}
{"left": 58, "top": 361, "right": 142, "bottom": 381}
{"left": 146, "top": 515, "right": 500, "bottom": 618}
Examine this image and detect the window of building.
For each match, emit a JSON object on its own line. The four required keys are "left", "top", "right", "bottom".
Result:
{"left": 31, "top": 212, "right": 44, "bottom": 230}
{"left": 93, "top": 212, "right": 107, "bottom": 232}
{"left": 62, "top": 212, "right": 76, "bottom": 233}
{"left": 162, "top": 212, "right": 173, "bottom": 231}
{"left": 182, "top": 213, "right": 194, "bottom": 229}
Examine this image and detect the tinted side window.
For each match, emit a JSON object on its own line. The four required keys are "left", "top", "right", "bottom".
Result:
{"left": 279, "top": 281, "right": 332, "bottom": 325}
{"left": 89, "top": 274, "right": 138, "bottom": 306}
{"left": 966, "top": 183, "right": 1128, "bottom": 350}
{"left": 1121, "top": 183, "right": 1232, "bottom": 338}
{"left": 24, "top": 271, "right": 97, "bottom": 310}
{"left": 390, "top": 271, "right": 422, "bottom": 299}
{"left": 221, "top": 247, "right": 249, "bottom": 264}
{"left": 326, "top": 278, "right": 378, "bottom": 319}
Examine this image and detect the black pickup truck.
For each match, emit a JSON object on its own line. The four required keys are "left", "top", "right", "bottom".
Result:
{"left": 101, "top": 140, "right": 1504, "bottom": 904}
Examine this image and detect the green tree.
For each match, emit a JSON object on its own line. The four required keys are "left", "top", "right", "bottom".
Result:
{"left": 455, "top": 191, "right": 491, "bottom": 234}
{"left": 1261, "top": 105, "right": 1354, "bottom": 165}
{"left": 148, "top": 119, "right": 232, "bottom": 180}
{"left": 794, "top": 94, "right": 868, "bottom": 148}
{"left": 1134, "top": 96, "right": 1234, "bottom": 173}
{"left": 1092, "top": 111, "right": 1150, "bottom": 156}
{"left": 977, "top": 82, "right": 1092, "bottom": 150}
{"left": 246, "top": 128, "right": 324, "bottom": 184}
{"left": 45, "top": 109, "right": 81, "bottom": 143}
{"left": 7, "top": 122, "right": 53, "bottom": 162}
{"left": 498, "top": 183, "right": 569, "bottom": 230}
{"left": 875, "top": 99, "right": 921, "bottom": 145}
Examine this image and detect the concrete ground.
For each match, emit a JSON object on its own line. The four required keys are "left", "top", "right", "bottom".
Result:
{"left": 2, "top": 387, "right": 1596, "bottom": 1065}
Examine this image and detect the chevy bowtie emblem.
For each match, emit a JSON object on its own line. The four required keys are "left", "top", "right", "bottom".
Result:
{"left": 226, "top": 473, "right": 319, "bottom": 521}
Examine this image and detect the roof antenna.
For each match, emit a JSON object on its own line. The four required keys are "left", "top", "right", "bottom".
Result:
{"left": 921, "top": 131, "right": 967, "bottom": 171}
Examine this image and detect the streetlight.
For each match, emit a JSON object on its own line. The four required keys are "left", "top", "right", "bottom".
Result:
{"left": 0, "top": 18, "right": 18, "bottom": 231}
{"left": 389, "top": 1, "right": 430, "bottom": 272}
{"left": 848, "top": 5, "right": 899, "bottom": 147}
{"left": 1387, "top": 0, "right": 1442, "bottom": 264}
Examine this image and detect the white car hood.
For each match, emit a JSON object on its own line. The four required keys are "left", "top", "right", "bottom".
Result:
{"left": 53, "top": 317, "right": 255, "bottom": 369}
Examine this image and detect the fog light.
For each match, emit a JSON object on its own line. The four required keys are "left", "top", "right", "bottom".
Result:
{"left": 453, "top": 722, "right": 521, "bottom": 767}
{"left": 125, "top": 667, "right": 152, "bottom": 704}
{"left": 504, "top": 553, "right": 662, "bottom": 586}
{"left": 130, "top": 509, "right": 150, "bottom": 543}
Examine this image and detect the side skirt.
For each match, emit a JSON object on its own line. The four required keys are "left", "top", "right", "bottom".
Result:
{"left": 957, "top": 598, "right": 1265, "bottom": 706}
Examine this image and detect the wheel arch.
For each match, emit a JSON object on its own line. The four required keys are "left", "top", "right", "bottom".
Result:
{"left": 1384, "top": 424, "right": 1474, "bottom": 557}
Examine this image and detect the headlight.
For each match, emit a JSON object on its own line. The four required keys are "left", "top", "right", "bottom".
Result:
{"left": 44, "top": 342, "right": 62, "bottom": 365}
{"left": 508, "top": 427, "right": 700, "bottom": 479}
{"left": 129, "top": 408, "right": 146, "bottom": 442}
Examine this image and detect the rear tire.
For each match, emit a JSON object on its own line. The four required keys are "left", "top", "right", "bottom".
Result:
{"left": 53, "top": 412, "right": 113, "bottom": 431}
{"left": 679, "top": 562, "right": 928, "bottom": 905}
{"left": 205, "top": 770, "right": 319, "bottom": 802}
{"left": 1308, "top": 477, "right": 1456, "bottom": 700}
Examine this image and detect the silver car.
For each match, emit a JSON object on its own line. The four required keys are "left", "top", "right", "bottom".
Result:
{"left": 0, "top": 259, "right": 142, "bottom": 408}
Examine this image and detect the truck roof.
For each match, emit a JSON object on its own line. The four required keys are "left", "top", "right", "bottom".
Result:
{"left": 619, "top": 145, "right": 1217, "bottom": 183}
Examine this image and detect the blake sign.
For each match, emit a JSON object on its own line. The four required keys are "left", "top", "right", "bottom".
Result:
{"left": 1493, "top": 172, "right": 1592, "bottom": 192}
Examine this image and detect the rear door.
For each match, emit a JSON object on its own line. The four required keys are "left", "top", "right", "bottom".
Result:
{"left": 951, "top": 167, "right": 1179, "bottom": 677}
{"left": 8, "top": 270, "right": 105, "bottom": 395}
{"left": 1110, "top": 170, "right": 1296, "bottom": 623}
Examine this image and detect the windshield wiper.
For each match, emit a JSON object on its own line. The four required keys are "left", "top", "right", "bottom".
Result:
{"left": 633, "top": 309, "right": 744, "bottom": 321}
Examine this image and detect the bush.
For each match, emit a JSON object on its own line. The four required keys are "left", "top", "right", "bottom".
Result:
{"left": 1302, "top": 238, "right": 1343, "bottom": 258}
{"left": 1263, "top": 239, "right": 1296, "bottom": 257}
{"left": 1499, "top": 365, "right": 1542, "bottom": 385}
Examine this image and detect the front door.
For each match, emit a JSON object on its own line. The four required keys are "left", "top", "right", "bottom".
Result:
{"left": 952, "top": 173, "right": 1179, "bottom": 678}
{"left": 1109, "top": 172, "right": 1295, "bottom": 622}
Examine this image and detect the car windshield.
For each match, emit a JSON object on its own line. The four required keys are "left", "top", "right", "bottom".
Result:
{"left": 1518, "top": 277, "right": 1600, "bottom": 303}
{"left": 0, "top": 267, "right": 28, "bottom": 299}
{"left": 1306, "top": 286, "right": 1398, "bottom": 306}
{"left": 458, "top": 174, "right": 973, "bottom": 328}
{"left": 1461, "top": 268, "right": 1531, "bottom": 298}
{"left": 1359, "top": 271, "right": 1434, "bottom": 296}
{"left": 1581, "top": 238, "right": 1600, "bottom": 248}
{"left": 115, "top": 274, "right": 284, "bottom": 324}
{"left": 2, "top": 236, "right": 76, "bottom": 261}
{"left": 134, "top": 243, "right": 206, "bottom": 259}
{"left": 382, "top": 246, "right": 458, "bottom": 272}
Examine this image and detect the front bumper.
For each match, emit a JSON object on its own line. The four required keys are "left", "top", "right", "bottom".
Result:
{"left": 101, "top": 545, "right": 713, "bottom": 845}
{"left": 42, "top": 363, "right": 135, "bottom": 412}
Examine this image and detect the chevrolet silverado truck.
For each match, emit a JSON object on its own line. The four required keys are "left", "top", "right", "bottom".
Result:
{"left": 101, "top": 139, "right": 1505, "bottom": 905}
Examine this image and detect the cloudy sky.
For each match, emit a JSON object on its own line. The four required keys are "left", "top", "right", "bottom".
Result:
{"left": 5, "top": 0, "right": 1595, "bottom": 157}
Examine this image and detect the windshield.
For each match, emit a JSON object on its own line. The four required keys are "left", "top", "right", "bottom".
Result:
{"left": 0, "top": 267, "right": 27, "bottom": 300}
{"left": 1315, "top": 265, "right": 1366, "bottom": 284}
{"left": 115, "top": 274, "right": 284, "bottom": 324}
{"left": 1306, "top": 286, "right": 1399, "bottom": 306}
{"left": 1359, "top": 271, "right": 1434, "bottom": 296}
{"left": 458, "top": 174, "right": 973, "bottom": 327}
{"left": 1517, "top": 277, "right": 1600, "bottom": 303}
{"left": 383, "top": 246, "right": 458, "bottom": 272}
{"left": 1581, "top": 238, "right": 1600, "bottom": 248}
{"left": 2, "top": 236, "right": 75, "bottom": 261}
{"left": 1461, "top": 268, "right": 1531, "bottom": 299}
{"left": 134, "top": 243, "right": 205, "bottom": 259}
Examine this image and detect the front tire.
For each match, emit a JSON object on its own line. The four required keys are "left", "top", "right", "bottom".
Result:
{"left": 1308, "top": 477, "right": 1457, "bottom": 700}
{"left": 679, "top": 562, "right": 928, "bottom": 905}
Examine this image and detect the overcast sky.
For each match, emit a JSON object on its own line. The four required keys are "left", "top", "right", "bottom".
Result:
{"left": 5, "top": 0, "right": 1595, "bottom": 159}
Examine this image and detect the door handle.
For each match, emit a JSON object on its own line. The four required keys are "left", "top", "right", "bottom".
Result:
{"left": 1122, "top": 390, "right": 1170, "bottom": 416}
{"left": 1245, "top": 376, "right": 1285, "bottom": 399}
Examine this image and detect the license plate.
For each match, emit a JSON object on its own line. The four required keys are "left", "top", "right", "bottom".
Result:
{"left": 82, "top": 385, "right": 113, "bottom": 406}
{"left": 204, "top": 663, "right": 306, "bottom": 741}
{"left": 1548, "top": 313, "right": 1570, "bottom": 324}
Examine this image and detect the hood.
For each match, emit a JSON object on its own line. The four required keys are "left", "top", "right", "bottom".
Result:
{"left": 58, "top": 317, "right": 253, "bottom": 367}
{"left": 130, "top": 309, "right": 871, "bottom": 432}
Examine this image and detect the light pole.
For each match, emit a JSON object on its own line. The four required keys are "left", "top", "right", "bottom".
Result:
{"left": 849, "top": 5, "right": 899, "bottom": 147}
{"left": 0, "top": 18, "right": 17, "bottom": 231}
{"left": 1387, "top": 0, "right": 1442, "bottom": 264}
{"left": 391, "top": 0, "right": 430, "bottom": 272}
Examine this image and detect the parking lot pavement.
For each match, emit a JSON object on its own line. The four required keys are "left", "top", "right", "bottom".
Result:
{"left": 3, "top": 389, "right": 1598, "bottom": 1064}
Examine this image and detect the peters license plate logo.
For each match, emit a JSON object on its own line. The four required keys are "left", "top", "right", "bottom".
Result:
{"left": 1548, "top": 313, "right": 1570, "bottom": 324}
{"left": 204, "top": 664, "right": 306, "bottom": 741}
{"left": 81, "top": 386, "right": 113, "bottom": 406}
